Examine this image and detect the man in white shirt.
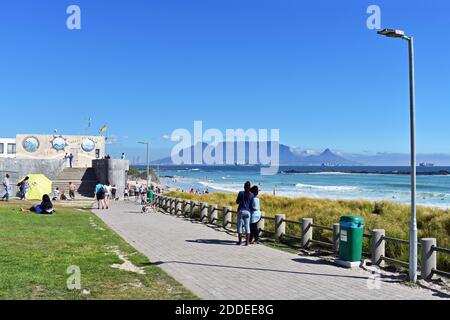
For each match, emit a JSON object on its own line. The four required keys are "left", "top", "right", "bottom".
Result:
{"left": 2, "top": 174, "right": 10, "bottom": 201}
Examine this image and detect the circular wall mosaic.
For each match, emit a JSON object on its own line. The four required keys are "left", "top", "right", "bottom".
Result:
{"left": 81, "top": 139, "right": 95, "bottom": 152}
{"left": 51, "top": 136, "right": 67, "bottom": 151}
{"left": 22, "top": 136, "right": 40, "bottom": 152}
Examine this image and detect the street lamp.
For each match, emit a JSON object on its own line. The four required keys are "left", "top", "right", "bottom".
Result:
{"left": 138, "top": 141, "right": 151, "bottom": 188}
{"left": 378, "top": 28, "right": 417, "bottom": 283}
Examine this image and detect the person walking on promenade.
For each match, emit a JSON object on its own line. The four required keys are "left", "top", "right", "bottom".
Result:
{"left": 124, "top": 186, "right": 129, "bottom": 200}
{"left": 235, "top": 181, "right": 254, "bottom": 246}
{"left": 2, "top": 174, "right": 11, "bottom": 201}
{"left": 69, "top": 182, "right": 76, "bottom": 200}
{"left": 250, "top": 186, "right": 262, "bottom": 244}
{"left": 104, "top": 181, "right": 112, "bottom": 209}
{"left": 94, "top": 181, "right": 106, "bottom": 210}
{"left": 69, "top": 153, "right": 74, "bottom": 168}
{"left": 111, "top": 184, "right": 117, "bottom": 201}
{"left": 140, "top": 184, "right": 146, "bottom": 205}
{"left": 147, "top": 186, "right": 155, "bottom": 208}
{"left": 135, "top": 183, "right": 141, "bottom": 202}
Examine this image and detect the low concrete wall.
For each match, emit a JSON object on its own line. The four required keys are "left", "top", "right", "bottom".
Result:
{"left": 92, "top": 159, "right": 129, "bottom": 200}
{"left": 0, "top": 158, "right": 66, "bottom": 196}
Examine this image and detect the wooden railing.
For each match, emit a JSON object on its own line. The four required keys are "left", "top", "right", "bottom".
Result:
{"left": 153, "top": 194, "right": 449, "bottom": 281}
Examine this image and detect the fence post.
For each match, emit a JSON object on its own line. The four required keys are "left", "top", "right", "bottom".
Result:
{"left": 209, "top": 204, "right": 218, "bottom": 224}
{"left": 171, "top": 198, "right": 176, "bottom": 215}
{"left": 371, "top": 229, "right": 385, "bottom": 267}
{"left": 176, "top": 199, "right": 182, "bottom": 216}
{"left": 190, "top": 201, "right": 196, "bottom": 218}
{"left": 162, "top": 197, "right": 166, "bottom": 211}
{"left": 165, "top": 197, "right": 170, "bottom": 212}
{"left": 200, "top": 203, "right": 209, "bottom": 223}
{"left": 301, "top": 218, "right": 313, "bottom": 248}
{"left": 275, "top": 214, "right": 286, "bottom": 240}
{"left": 183, "top": 200, "right": 189, "bottom": 216}
{"left": 333, "top": 223, "right": 340, "bottom": 253}
{"left": 421, "top": 238, "right": 437, "bottom": 281}
{"left": 223, "top": 206, "right": 232, "bottom": 229}
{"left": 257, "top": 213, "right": 265, "bottom": 238}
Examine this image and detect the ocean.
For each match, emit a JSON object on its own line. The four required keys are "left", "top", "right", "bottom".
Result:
{"left": 142, "top": 165, "right": 450, "bottom": 209}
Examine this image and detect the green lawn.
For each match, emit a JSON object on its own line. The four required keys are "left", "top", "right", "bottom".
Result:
{"left": 0, "top": 201, "right": 197, "bottom": 300}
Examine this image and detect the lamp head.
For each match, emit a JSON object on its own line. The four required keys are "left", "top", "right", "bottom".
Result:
{"left": 377, "top": 29, "right": 407, "bottom": 39}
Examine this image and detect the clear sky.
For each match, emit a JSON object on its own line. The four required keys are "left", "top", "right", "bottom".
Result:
{"left": 0, "top": 0, "right": 449, "bottom": 160}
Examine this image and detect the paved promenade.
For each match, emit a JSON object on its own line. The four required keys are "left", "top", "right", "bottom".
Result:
{"left": 94, "top": 202, "right": 446, "bottom": 300}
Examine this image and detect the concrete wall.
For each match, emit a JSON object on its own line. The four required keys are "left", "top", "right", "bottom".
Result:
{"left": 15, "top": 134, "right": 106, "bottom": 168}
{"left": 0, "top": 138, "right": 16, "bottom": 158}
{"left": 0, "top": 158, "right": 66, "bottom": 196}
{"left": 92, "top": 159, "right": 129, "bottom": 200}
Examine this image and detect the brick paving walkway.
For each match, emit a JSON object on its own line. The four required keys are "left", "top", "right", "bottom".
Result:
{"left": 94, "top": 201, "right": 447, "bottom": 300}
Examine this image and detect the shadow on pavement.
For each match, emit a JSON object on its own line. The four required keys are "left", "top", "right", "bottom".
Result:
{"left": 146, "top": 260, "right": 369, "bottom": 280}
{"left": 186, "top": 239, "right": 237, "bottom": 246}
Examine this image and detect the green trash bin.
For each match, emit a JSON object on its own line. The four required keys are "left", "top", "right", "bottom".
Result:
{"left": 339, "top": 216, "right": 365, "bottom": 262}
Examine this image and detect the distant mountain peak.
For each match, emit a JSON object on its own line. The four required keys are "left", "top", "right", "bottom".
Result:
{"left": 321, "top": 148, "right": 333, "bottom": 155}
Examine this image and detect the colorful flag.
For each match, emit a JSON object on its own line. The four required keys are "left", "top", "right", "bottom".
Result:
{"left": 99, "top": 125, "right": 108, "bottom": 134}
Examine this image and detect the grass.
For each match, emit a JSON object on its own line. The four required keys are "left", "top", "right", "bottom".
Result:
{"left": 0, "top": 200, "right": 197, "bottom": 300}
{"left": 166, "top": 191, "right": 450, "bottom": 272}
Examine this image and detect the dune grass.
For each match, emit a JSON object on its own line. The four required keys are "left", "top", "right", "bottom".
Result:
{"left": 0, "top": 201, "right": 197, "bottom": 300}
{"left": 166, "top": 191, "right": 450, "bottom": 272}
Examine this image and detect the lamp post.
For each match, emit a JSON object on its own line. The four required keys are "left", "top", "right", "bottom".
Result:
{"left": 377, "top": 28, "right": 417, "bottom": 282}
{"left": 138, "top": 141, "right": 150, "bottom": 187}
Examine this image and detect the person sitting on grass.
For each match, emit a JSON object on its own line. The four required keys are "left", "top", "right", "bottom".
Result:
{"left": 52, "top": 187, "right": 60, "bottom": 201}
{"left": 20, "top": 194, "right": 54, "bottom": 214}
{"left": 60, "top": 190, "right": 68, "bottom": 201}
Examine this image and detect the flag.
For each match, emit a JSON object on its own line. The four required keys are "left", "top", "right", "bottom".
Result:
{"left": 99, "top": 125, "right": 108, "bottom": 134}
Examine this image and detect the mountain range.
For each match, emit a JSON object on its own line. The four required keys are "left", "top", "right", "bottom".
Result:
{"left": 152, "top": 142, "right": 360, "bottom": 166}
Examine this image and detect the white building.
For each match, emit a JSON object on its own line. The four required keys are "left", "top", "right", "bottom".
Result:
{"left": 0, "top": 138, "right": 16, "bottom": 158}
{"left": 0, "top": 134, "right": 106, "bottom": 167}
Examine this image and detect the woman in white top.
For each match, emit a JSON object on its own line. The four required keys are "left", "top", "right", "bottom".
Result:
{"left": 104, "top": 182, "right": 112, "bottom": 209}
{"left": 250, "top": 186, "right": 262, "bottom": 244}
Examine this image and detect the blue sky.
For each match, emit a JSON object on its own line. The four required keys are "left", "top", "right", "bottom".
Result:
{"left": 0, "top": 0, "right": 449, "bottom": 161}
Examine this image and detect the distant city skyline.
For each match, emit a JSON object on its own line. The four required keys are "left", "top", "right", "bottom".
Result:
{"left": 1, "top": 1, "right": 449, "bottom": 158}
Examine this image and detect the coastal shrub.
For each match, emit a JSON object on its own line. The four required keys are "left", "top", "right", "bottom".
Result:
{"left": 166, "top": 191, "right": 450, "bottom": 272}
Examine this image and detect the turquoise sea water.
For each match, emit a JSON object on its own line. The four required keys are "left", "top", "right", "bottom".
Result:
{"left": 151, "top": 166, "right": 450, "bottom": 209}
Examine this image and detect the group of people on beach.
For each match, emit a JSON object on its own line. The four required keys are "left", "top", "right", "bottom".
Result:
{"left": 235, "top": 181, "right": 262, "bottom": 246}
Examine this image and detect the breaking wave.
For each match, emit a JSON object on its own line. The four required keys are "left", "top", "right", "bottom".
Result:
{"left": 295, "top": 183, "right": 358, "bottom": 191}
